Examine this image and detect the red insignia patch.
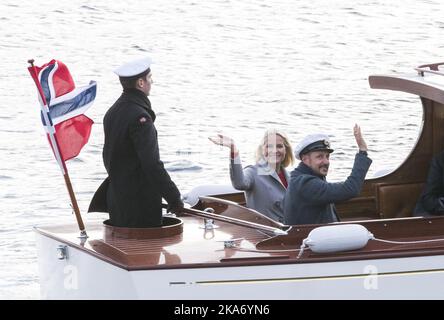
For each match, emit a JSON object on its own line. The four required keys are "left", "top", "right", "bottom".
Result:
{"left": 139, "top": 117, "right": 147, "bottom": 123}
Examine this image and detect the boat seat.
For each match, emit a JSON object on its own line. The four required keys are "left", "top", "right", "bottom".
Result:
{"left": 376, "top": 183, "right": 424, "bottom": 219}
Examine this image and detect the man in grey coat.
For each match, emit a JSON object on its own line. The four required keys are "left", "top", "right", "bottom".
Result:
{"left": 284, "top": 125, "right": 372, "bottom": 225}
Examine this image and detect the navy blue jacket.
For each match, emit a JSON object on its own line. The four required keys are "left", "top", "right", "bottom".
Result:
{"left": 284, "top": 152, "right": 372, "bottom": 225}
{"left": 414, "top": 151, "right": 444, "bottom": 216}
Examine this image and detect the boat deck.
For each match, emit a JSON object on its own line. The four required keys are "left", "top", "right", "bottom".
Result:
{"left": 35, "top": 213, "right": 444, "bottom": 271}
{"left": 35, "top": 214, "right": 299, "bottom": 271}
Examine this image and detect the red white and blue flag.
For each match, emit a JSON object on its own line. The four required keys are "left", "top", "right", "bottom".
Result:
{"left": 28, "top": 60, "right": 96, "bottom": 165}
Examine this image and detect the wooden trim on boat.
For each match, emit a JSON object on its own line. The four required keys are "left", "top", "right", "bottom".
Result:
{"left": 369, "top": 75, "right": 444, "bottom": 105}
{"left": 103, "top": 216, "right": 183, "bottom": 239}
{"left": 196, "top": 267, "right": 444, "bottom": 286}
{"left": 35, "top": 215, "right": 444, "bottom": 271}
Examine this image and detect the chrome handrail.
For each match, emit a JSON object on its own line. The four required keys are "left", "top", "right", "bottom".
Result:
{"left": 415, "top": 62, "right": 444, "bottom": 77}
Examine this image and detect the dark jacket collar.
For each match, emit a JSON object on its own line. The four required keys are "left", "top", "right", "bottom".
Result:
{"left": 122, "top": 88, "right": 156, "bottom": 122}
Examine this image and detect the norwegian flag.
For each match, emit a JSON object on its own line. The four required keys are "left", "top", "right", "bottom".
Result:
{"left": 28, "top": 60, "right": 96, "bottom": 162}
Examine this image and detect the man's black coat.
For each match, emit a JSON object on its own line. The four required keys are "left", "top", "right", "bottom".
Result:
{"left": 89, "top": 88, "right": 181, "bottom": 227}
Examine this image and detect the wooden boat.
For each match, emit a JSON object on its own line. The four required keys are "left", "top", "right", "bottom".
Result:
{"left": 35, "top": 62, "right": 444, "bottom": 299}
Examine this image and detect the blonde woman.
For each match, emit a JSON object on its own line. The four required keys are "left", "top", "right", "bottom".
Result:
{"left": 209, "top": 130, "right": 295, "bottom": 222}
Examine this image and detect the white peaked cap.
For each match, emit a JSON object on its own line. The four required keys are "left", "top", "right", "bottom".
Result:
{"left": 294, "top": 133, "right": 334, "bottom": 160}
{"left": 113, "top": 57, "right": 152, "bottom": 77}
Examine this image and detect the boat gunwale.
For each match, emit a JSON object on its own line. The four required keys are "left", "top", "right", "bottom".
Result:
{"left": 34, "top": 215, "right": 444, "bottom": 271}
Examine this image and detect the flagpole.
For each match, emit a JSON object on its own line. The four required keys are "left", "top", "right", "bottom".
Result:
{"left": 28, "top": 59, "right": 87, "bottom": 239}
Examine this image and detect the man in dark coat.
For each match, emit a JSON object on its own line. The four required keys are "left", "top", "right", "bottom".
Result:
{"left": 89, "top": 57, "right": 183, "bottom": 228}
{"left": 284, "top": 125, "right": 372, "bottom": 225}
{"left": 414, "top": 150, "right": 444, "bottom": 216}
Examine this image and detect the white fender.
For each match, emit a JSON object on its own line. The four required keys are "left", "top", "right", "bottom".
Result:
{"left": 182, "top": 184, "right": 239, "bottom": 206}
{"left": 302, "top": 224, "right": 374, "bottom": 254}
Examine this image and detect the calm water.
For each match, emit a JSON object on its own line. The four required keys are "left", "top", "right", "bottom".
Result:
{"left": 1, "top": 0, "right": 442, "bottom": 299}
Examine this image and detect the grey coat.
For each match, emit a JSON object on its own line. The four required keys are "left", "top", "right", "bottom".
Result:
{"left": 284, "top": 152, "right": 372, "bottom": 225}
{"left": 230, "top": 155, "right": 289, "bottom": 222}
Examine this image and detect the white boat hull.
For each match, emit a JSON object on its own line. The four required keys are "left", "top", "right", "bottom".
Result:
{"left": 36, "top": 231, "right": 444, "bottom": 300}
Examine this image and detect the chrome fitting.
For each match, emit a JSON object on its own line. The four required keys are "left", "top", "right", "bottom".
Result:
{"left": 56, "top": 245, "right": 68, "bottom": 260}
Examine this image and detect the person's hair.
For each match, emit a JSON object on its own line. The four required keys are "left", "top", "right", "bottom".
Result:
{"left": 255, "top": 129, "right": 295, "bottom": 168}
{"left": 119, "top": 77, "right": 139, "bottom": 89}
{"left": 119, "top": 69, "right": 150, "bottom": 89}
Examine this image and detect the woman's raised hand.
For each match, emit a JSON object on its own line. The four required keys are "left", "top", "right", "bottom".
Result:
{"left": 208, "top": 134, "right": 235, "bottom": 149}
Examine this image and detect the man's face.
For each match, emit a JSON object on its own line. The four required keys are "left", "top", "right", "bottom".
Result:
{"left": 302, "top": 150, "right": 330, "bottom": 177}
{"left": 139, "top": 72, "right": 153, "bottom": 96}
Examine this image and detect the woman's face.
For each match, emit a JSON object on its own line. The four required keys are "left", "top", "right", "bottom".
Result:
{"left": 263, "top": 134, "right": 286, "bottom": 165}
